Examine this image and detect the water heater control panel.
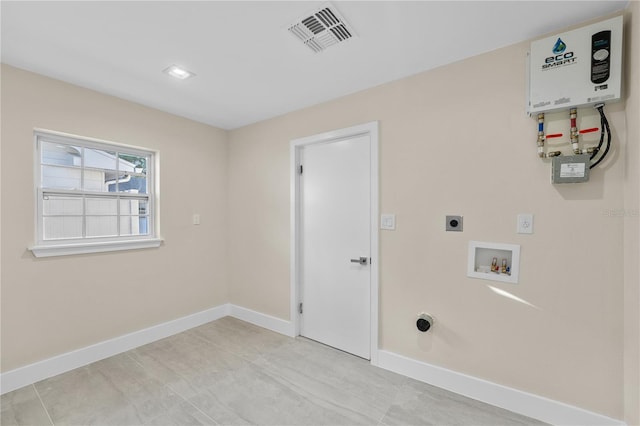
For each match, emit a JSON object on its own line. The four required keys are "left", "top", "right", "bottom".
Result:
{"left": 528, "top": 15, "right": 623, "bottom": 114}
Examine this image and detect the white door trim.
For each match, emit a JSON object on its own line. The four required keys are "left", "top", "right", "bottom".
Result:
{"left": 290, "top": 121, "right": 379, "bottom": 365}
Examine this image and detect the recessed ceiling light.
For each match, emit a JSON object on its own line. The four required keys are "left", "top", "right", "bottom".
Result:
{"left": 163, "top": 64, "right": 195, "bottom": 80}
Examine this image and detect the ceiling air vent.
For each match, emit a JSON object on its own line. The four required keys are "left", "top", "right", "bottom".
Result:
{"left": 288, "top": 4, "right": 355, "bottom": 53}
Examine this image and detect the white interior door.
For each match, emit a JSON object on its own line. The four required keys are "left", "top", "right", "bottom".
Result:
{"left": 299, "top": 134, "right": 371, "bottom": 359}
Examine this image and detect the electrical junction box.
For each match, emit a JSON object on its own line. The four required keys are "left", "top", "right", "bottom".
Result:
{"left": 528, "top": 15, "right": 623, "bottom": 115}
{"left": 552, "top": 154, "right": 590, "bottom": 183}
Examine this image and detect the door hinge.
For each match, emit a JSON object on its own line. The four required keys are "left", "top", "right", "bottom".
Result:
{"left": 299, "top": 302, "right": 303, "bottom": 314}
{"left": 299, "top": 165, "right": 303, "bottom": 174}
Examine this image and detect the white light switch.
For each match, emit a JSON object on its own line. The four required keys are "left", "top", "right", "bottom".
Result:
{"left": 517, "top": 214, "right": 533, "bottom": 234}
{"left": 381, "top": 214, "right": 396, "bottom": 230}
{"left": 193, "top": 214, "right": 201, "bottom": 225}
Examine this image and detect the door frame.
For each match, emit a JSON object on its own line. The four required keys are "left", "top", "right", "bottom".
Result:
{"left": 290, "top": 121, "right": 379, "bottom": 365}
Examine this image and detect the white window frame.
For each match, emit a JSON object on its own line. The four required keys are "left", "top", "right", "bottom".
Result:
{"left": 30, "top": 129, "right": 162, "bottom": 257}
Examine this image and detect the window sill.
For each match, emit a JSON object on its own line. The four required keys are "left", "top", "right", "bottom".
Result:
{"left": 29, "top": 238, "right": 163, "bottom": 258}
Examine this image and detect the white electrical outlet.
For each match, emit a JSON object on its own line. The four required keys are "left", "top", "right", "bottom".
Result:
{"left": 517, "top": 214, "right": 533, "bottom": 234}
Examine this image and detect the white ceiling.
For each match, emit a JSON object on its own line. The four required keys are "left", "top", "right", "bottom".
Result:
{"left": 1, "top": 1, "right": 629, "bottom": 130}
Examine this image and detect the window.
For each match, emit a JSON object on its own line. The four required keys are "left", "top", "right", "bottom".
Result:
{"left": 31, "top": 130, "right": 161, "bottom": 257}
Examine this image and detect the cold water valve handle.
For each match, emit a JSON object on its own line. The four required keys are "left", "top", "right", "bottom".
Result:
{"left": 416, "top": 313, "right": 434, "bottom": 332}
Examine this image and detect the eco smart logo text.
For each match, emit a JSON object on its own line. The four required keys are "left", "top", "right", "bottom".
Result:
{"left": 542, "top": 38, "right": 576, "bottom": 70}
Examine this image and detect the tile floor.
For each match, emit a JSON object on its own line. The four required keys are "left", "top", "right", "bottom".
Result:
{"left": 1, "top": 317, "right": 546, "bottom": 425}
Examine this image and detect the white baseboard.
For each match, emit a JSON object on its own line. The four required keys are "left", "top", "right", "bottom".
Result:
{"left": 0, "top": 304, "right": 230, "bottom": 395}
{"left": 2, "top": 305, "right": 623, "bottom": 426}
{"left": 228, "top": 304, "right": 295, "bottom": 337}
{"left": 377, "top": 350, "right": 625, "bottom": 426}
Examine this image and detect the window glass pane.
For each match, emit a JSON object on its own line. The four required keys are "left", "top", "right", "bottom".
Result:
{"left": 43, "top": 195, "right": 83, "bottom": 216}
{"left": 84, "top": 148, "right": 116, "bottom": 170}
{"left": 86, "top": 216, "right": 118, "bottom": 237}
{"left": 117, "top": 175, "right": 147, "bottom": 194}
{"left": 43, "top": 216, "right": 82, "bottom": 240}
{"left": 84, "top": 169, "right": 109, "bottom": 192}
{"left": 119, "top": 199, "right": 148, "bottom": 215}
{"left": 42, "top": 165, "right": 81, "bottom": 190}
{"left": 41, "top": 142, "right": 81, "bottom": 167}
{"left": 84, "top": 148, "right": 117, "bottom": 192}
{"left": 120, "top": 216, "right": 149, "bottom": 236}
{"left": 138, "top": 200, "right": 148, "bottom": 215}
{"left": 118, "top": 154, "right": 147, "bottom": 194}
{"left": 86, "top": 198, "right": 117, "bottom": 215}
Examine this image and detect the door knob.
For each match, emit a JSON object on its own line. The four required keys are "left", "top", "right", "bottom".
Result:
{"left": 350, "top": 257, "right": 368, "bottom": 265}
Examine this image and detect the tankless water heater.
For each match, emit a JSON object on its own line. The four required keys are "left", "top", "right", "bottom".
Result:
{"left": 528, "top": 15, "right": 623, "bottom": 115}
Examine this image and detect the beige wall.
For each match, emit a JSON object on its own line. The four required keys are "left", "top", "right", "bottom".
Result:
{"left": 624, "top": 2, "right": 640, "bottom": 425}
{"left": 0, "top": 65, "right": 229, "bottom": 371}
{"left": 228, "top": 14, "right": 636, "bottom": 421}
